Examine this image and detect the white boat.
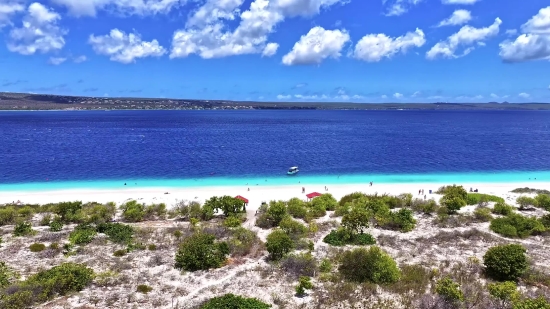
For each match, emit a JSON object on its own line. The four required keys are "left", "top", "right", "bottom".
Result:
{"left": 287, "top": 166, "right": 299, "bottom": 175}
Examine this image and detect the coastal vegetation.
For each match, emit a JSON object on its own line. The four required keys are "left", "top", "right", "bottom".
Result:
{"left": 0, "top": 185, "right": 549, "bottom": 308}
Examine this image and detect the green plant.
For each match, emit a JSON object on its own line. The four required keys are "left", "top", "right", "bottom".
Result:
{"left": 199, "top": 294, "right": 271, "bottom": 309}
{"left": 295, "top": 276, "right": 313, "bottom": 296}
{"left": 173, "top": 230, "right": 183, "bottom": 239}
{"left": 54, "top": 201, "right": 84, "bottom": 223}
{"left": 435, "top": 277, "right": 464, "bottom": 302}
{"left": 0, "top": 261, "right": 19, "bottom": 288}
{"left": 512, "top": 297, "right": 550, "bottom": 309}
{"left": 439, "top": 185, "right": 468, "bottom": 214}
{"left": 120, "top": 200, "right": 145, "bottom": 222}
{"left": 488, "top": 281, "right": 519, "bottom": 303}
{"left": 175, "top": 233, "right": 229, "bottom": 271}
{"left": 516, "top": 196, "right": 536, "bottom": 210}
{"left": 13, "top": 222, "right": 34, "bottom": 237}
{"left": 266, "top": 229, "right": 294, "bottom": 261}
{"left": 0, "top": 207, "right": 17, "bottom": 226}
{"left": 490, "top": 213, "right": 545, "bottom": 238}
{"left": 49, "top": 243, "right": 60, "bottom": 250}
{"left": 319, "top": 258, "right": 332, "bottom": 273}
{"left": 322, "top": 228, "right": 376, "bottom": 246}
{"left": 97, "top": 222, "right": 134, "bottom": 244}
{"left": 493, "top": 202, "right": 514, "bottom": 216}
{"left": 484, "top": 244, "right": 528, "bottom": 281}
{"left": 341, "top": 206, "right": 370, "bottom": 234}
{"left": 148, "top": 244, "right": 157, "bottom": 250}
{"left": 311, "top": 194, "right": 338, "bottom": 211}
{"left": 339, "top": 246, "right": 400, "bottom": 284}
{"left": 385, "top": 208, "right": 416, "bottom": 232}
{"left": 287, "top": 198, "right": 307, "bottom": 219}
{"left": 279, "top": 216, "right": 308, "bottom": 239}
{"left": 49, "top": 218, "right": 63, "bottom": 232}
{"left": 39, "top": 214, "right": 52, "bottom": 226}
{"left": 228, "top": 227, "right": 260, "bottom": 257}
{"left": 113, "top": 249, "right": 126, "bottom": 257}
{"left": 68, "top": 224, "right": 97, "bottom": 245}
{"left": 474, "top": 207, "right": 493, "bottom": 222}
{"left": 535, "top": 194, "right": 550, "bottom": 211}
{"left": 29, "top": 243, "right": 46, "bottom": 252}
{"left": 466, "top": 193, "right": 505, "bottom": 205}
{"left": 137, "top": 284, "right": 153, "bottom": 293}
{"left": 256, "top": 201, "right": 288, "bottom": 228}
{"left": 223, "top": 216, "right": 242, "bottom": 228}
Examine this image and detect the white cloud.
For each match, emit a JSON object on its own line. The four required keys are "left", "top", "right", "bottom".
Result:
{"left": 7, "top": 3, "right": 66, "bottom": 55}
{"left": 277, "top": 94, "right": 291, "bottom": 99}
{"left": 500, "top": 7, "right": 550, "bottom": 62}
{"left": 50, "top": 0, "right": 183, "bottom": 17}
{"left": 381, "top": 94, "right": 388, "bottom": 99}
{"left": 411, "top": 91, "right": 421, "bottom": 97}
{"left": 170, "top": 0, "right": 347, "bottom": 59}
{"left": 353, "top": 28, "right": 425, "bottom": 62}
{"left": 0, "top": 0, "right": 25, "bottom": 28}
{"left": 262, "top": 42, "right": 279, "bottom": 57}
{"left": 441, "top": 0, "right": 480, "bottom": 4}
{"left": 490, "top": 93, "right": 498, "bottom": 98}
{"left": 505, "top": 29, "right": 517, "bottom": 36}
{"left": 519, "top": 92, "right": 530, "bottom": 98}
{"left": 48, "top": 56, "right": 66, "bottom": 65}
{"left": 73, "top": 55, "right": 87, "bottom": 63}
{"left": 282, "top": 26, "right": 349, "bottom": 65}
{"left": 437, "top": 9, "right": 471, "bottom": 27}
{"left": 89, "top": 29, "right": 166, "bottom": 63}
{"left": 394, "top": 92, "right": 403, "bottom": 98}
{"left": 384, "top": 0, "right": 422, "bottom": 16}
{"left": 426, "top": 17, "right": 501, "bottom": 59}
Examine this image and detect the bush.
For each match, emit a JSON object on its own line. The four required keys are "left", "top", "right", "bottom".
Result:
{"left": 339, "top": 192, "right": 365, "bottom": 206}
{"left": 113, "top": 249, "right": 126, "bottom": 257}
{"left": 411, "top": 199, "right": 438, "bottom": 215}
{"left": 206, "top": 196, "right": 245, "bottom": 217}
{"left": 29, "top": 243, "right": 46, "bottom": 252}
{"left": 199, "top": 294, "right": 271, "bottom": 309}
{"left": 488, "top": 281, "right": 519, "bottom": 302}
{"left": 97, "top": 222, "right": 134, "bottom": 244}
{"left": 281, "top": 252, "right": 317, "bottom": 278}
{"left": 512, "top": 297, "right": 550, "bottom": 309}
{"left": 144, "top": 203, "right": 167, "bottom": 220}
{"left": 228, "top": 227, "right": 260, "bottom": 257}
{"left": 54, "top": 201, "right": 83, "bottom": 223}
{"left": 466, "top": 193, "right": 504, "bottom": 205}
{"left": 490, "top": 213, "right": 545, "bottom": 238}
{"left": 287, "top": 198, "right": 307, "bottom": 219}
{"left": 484, "top": 244, "right": 528, "bottom": 281}
{"left": 295, "top": 276, "right": 313, "bottom": 297}
{"left": 256, "top": 201, "right": 288, "bottom": 228}
{"left": 312, "top": 194, "right": 338, "bottom": 211}
{"left": 39, "top": 214, "right": 51, "bottom": 226}
{"left": 279, "top": 216, "right": 308, "bottom": 240}
{"left": 474, "top": 207, "right": 493, "bottom": 222}
{"left": 341, "top": 206, "right": 370, "bottom": 234}
{"left": 223, "top": 216, "right": 242, "bottom": 228}
{"left": 339, "top": 246, "right": 400, "bottom": 284}
{"left": 319, "top": 258, "right": 332, "bottom": 273}
{"left": 266, "top": 229, "right": 293, "bottom": 261}
{"left": 137, "top": 284, "right": 153, "bottom": 293}
{"left": 0, "top": 207, "right": 17, "bottom": 226}
{"left": 83, "top": 203, "right": 116, "bottom": 224}
{"left": 440, "top": 185, "right": 468, "bottom": 214}
{"left": 435, "top": 277, "right": 464, "bottom": 302}
{"left": 323, "top": 228, "right": 376, "bottom": 246}
{"left": 175, "top": 233, "right": 229, "bottom": 271}
{"left": 69, "top": 224, "right": 97, "bottom": 245}
{"left": 535, "top": 194, "right": 550, "bottom": 211}
{"left": 148, "top": 244, "right": 157, "bottom": 251}
{"left": 13, "top": 222, "right": 34, "bottom": 237}
{"left": 383, "top": 208, "right": 416, "bottom": 232}
{"left": 49, "top": 218, "right": 63, "bottom": 232}
{"left": 493, "top": 202, "right": 514, "bottom": 216}
{"left": 0, "top": 261, "right": 19, "bottom": 288}
{"left": 120, "top": 200, "right": 145, "bottom": 222}
{"left": 516, "top": 196, "right": 536, "bottom": 210}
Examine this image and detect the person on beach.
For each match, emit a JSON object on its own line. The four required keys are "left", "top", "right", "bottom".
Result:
{"left": 248, "top": 188, "right": 250, "bottom": 191}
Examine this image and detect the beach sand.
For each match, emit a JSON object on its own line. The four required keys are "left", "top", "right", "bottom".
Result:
{"left": 1, "top": 181, "right": 546, "bottom": 207}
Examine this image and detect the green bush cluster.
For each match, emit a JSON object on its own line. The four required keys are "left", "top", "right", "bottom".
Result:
{"left": 490, "top": 213, "right": 545, "bottom": 238}
{"left": 266, "top": 229, "right": 294, "bottom": 261}
{"left": 0, "top": 261, "right": 19, "bottom": 288}
{"left": 493, "top": 202, "right": 514, "bottom": 216}
{"left": 199, "top": 294, "right": 271, "bottom": 309}
{"left": 295, "top": 276, "right": 313, "bottom": 296}
{"left": 287, "top": 198, "right": 307, "bottom": 219}
{"left": 49, "top": 217, "right": 63, "bottom": 232}
{"left": 69, "top": 224, "right": 97, "bottom": 245}
{"left": 223, "top": 216, "right": 242, "bottom": 228}
{"left": 511, "top": 188, "right": 550, "bottom": 195}
{"left": 97, "top": 222, "right": 134, "bottom": 244}
{"left": 466, "top": 193, "right": 504, "bottom": 205}
{"left": 483, "top": 244, "right": 528, "bottom": 281}
{"left": 120, "top": 200, "right": 146, "bottom": 222}
{"left": 175, "top": 233, "right": 229, "bottom": 271}
{"left": 256, "top": 201, "right": 288, "bottom": 228}
{"left": 12, "top": 222, "right": 34, "bottom": 237}
{"left": 534, "top": 194, "right": 550, "bottom": 211}
{"left": 488, "top": 281, "right": 519, "bottom": 303}
{"left": 113, "top": 249, "right": 127, "bottom": 257}
{"left": 279, "top": 216, "right": 308, "bottom": 240}
{"left": 512, "top": 297, "right": 550, "bottom": 309}
{"left": 227, "top": 227, "right": 261, "bottom": 257}
{"left": 29, "top": 243, "right": 46, "bottom": 252}
{"left": 323, "top": 228, "right": 376, "bottom": 246}
{"left": 136, "top": 284, "right": 153, "bottom": 293}
{"left": 204, "top": 196, "right": 246, "bottom": 218}
{"left": 435, "top": 277, "right": 464, "bottom": 302}
{"left": 439, "top": 185, "right": 468, "bottom": 214}
{"left": 474, "top": 207, "right": 493, "bottom": 222}
{"left": 0, "top": 263, "right": 93, "bottom": 309}
{"left": 338, "top": 246, "right": 400, "bottom": 284}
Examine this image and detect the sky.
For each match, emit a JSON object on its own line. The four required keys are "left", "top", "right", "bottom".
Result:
{"left": 0, "top": 0, "right": 549, "bottom": 103}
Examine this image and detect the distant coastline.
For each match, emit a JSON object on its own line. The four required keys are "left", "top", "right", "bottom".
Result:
{"left": 2, "top": 92, "right": 550, "bottom": 110}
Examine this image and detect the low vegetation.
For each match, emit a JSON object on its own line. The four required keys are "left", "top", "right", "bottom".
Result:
{"left": 199, "top": 294, "right": 271, "bottom": 309}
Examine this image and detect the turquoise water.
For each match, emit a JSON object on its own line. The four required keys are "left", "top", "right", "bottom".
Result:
{"left": 1, "top": 171, "right": 548, "bottom": 192}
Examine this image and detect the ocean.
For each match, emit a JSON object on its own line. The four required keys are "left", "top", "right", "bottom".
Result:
{"left": 1, "top": 110, "right": 549, "bottom": 191}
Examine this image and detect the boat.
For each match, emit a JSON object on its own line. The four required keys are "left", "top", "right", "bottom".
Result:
{"left": 287, "top": 166, "right": 299, "bottom": 175}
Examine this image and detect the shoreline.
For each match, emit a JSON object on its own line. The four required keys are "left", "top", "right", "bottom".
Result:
{"left": 1, "top": 181, "right": 546, "bottom": 209}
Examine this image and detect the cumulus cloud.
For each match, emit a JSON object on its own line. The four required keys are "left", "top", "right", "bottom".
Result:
{"left": 73, "top": 55, "right": 87, "bottom": 63}
{"left": 0, "top": 0, "right": 25, "bottom": 27}
{"left": 384, "top": 0, "right": 423, "bottom": 17}
{"left": 437, "top": 10, "right": 471, "bottom": 27}
{"left": 500, "top": 7, "right": 550, "bottom": 62}
{"left": 394, "top": 92, "right": 403, "bottom": 98}
{"left": 7, "top": 3, "right": 66, "bottom": 55}
{"left": 411, "top": 91, "right": 421, "bottom": 97}
{"left": 50, "top": 0, "right": 183, "bottom": 17}
{"left": 262, "top": 42, "right": 279, "bottom": 57}
{"left": 381, "top": 94, "right": 388, "bottom": 99}
{"left": 89, "top": 29, "right": 166, "bottom": 63}
{"left": 170, "top": 0, "right": 347, "bottom": 59}
{"left": 353, "top": 28, "right": 425, "bottom": 62}
{"left": 519, "top": 92, "right": 530, "bottom": 98}
{"left": 48, "top": 56, "right": 66, "bottom": 65}
{"left": 426, "top": 17, "right": 501, "bottom": 59}
{"left": 277, "top": 94, "right": 291, "bottom": 99}
{"left": 441, "top": 0, "right": 480, "bottom": 4}
{"left": 282, "top": 27, "right": 350, "bottom": 65}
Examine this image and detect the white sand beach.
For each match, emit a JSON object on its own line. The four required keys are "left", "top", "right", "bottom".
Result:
{"left": 1, "top": 182, "right": 547, "bottom": 208}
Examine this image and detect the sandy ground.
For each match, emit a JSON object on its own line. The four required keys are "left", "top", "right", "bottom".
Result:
{"left": 1, "top": 181, "right": 547, "bottom": 208}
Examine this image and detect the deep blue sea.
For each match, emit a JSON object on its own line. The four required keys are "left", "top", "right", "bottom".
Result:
{"left": 1, "top": 110, "right": 550, "bottom": 191}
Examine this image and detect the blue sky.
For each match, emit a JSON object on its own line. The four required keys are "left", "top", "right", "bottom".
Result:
{"left": 0, "top": 0, "right": 549, "bottom": 103}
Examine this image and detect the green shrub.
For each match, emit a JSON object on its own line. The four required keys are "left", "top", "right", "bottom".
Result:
{"left": 49, "top": 243, "right": 60, "bottom": 250}
{"left": 488, "top": 281, "right": 519, "bottom": 302}
{"left": 338, "top": 192, "right": 365, "bottom": 206}
{"left": 0, "top": 207, "right": 17, "bottom": 226}
{"left": 466, "top": 193, "right": 504, "bottom": 205}
{"left": 29, "top": 243, "right": 46, "bottom": 252}
{"left": 384, "top": 208, "right": 416, "bottom": 232}
{"left": 49, "top": 218, "right": 63, "bottom": 232}
{"left": 279, "top": 216, "right": 308, "bottom": 239}
{"left": 144, "top": 203, "right": 167, "bottom": 220}
{"left": 512, "top": 297, "right": 550, "bottom": 309}
{"left": 148, "top": 244, "right": 157, "bottom": 251}
{"left": 439, "top": 185, "right": 468, "bottom": 214}
{"left": 339, "top": 246, "right": 400, "bottom": 284}
{"left": 120, "top": 200, "right": 145, "bottom": 222}
{"left": 435, "top": 277, "right": 464, "bottom": 302}
{"left": 199, "top": 294, "right": 271, "bottom": 309}
{"left": 535, "top": 194, "right": 550, "bottom": 211}
{"left": 541, "top": 214, "right": 550, "bottom": 229}
{"left": 493, "top": 202, "right": 514, "bottom": 216}
{"left": 39, "top": 214, "right": 52, "bottom": 226}
{"left": 322, "top": 228, "right": 376, "bottom": 246}
{"left": 490, "top": 213, "right": 545, "bottom": 238}
{"left": 511, "top": 188, "right": 550, "bottom": 195}
{"left": 516, "top": 196, "right": 536, "bottom": 210}
{"left": 54, "top": 201, "right": 83, "bottom": 223}
{"left": 287, "top": 198, "right": 307, "bottom": 219}
{"left": 175, "top": 233, "right": 229, "bottom": 271}
{"left": 13, "top": 222, "right": 34, "bottom": 237}
{"left": 173, "top": 230, "right": 183, "bottom": 239}
{"left": 266, "top": 229, "right": 293, "bottom": 261}
{"left": 411, "top": 199, "right": 438, "bottom": 215}
{"left": 311, "top": 194, "right": 338, "bottom": 211}
{"left": 484, "top": 244, "right": 528, "bottom": 281}
{"left": 0, "top": 261, "right": 19, "bottom": 288}
{"left": 228, "top": 227, "right": 260, "bottom": 257}
{"left": 97, "top": 222, "right": 134, "bottom": 244}
{"left": 474, "top": 207, "right": 493, "bottom": 222}
{"left": 223, "top": 216, "right": 242, "bottom": 228}
{"left": 256, "top": 201, "right": 288, "bottom": 228}
{"left": 68, "top": 224, "right": 97, "bottom": 245}
{"left": 83, "top": 203, "right": 117, "bottom": 224}
{"left": 113, "top": 249, "right": 126, "bottom": 257}
{"left": 341, "top": 206, "right": 370, "bottom": 234}
{"left": 137, "top": 284, "right": 153, "bottom": 293}
{"left": 295, "top": 276, "right": 313, "bottom": 296}
{"left": 319, "top": 258, "right": 332, "bottom": 273}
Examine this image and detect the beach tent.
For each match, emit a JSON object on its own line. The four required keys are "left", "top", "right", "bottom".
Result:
{"left": 235, "top": 195, "right": 249, "bottom": 205}
{"left": 306, "top": 192, "right": 322, "bottom": 201}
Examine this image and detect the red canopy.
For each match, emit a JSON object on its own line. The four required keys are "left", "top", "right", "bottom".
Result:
{"left": 235, "top": 195, "right": 249, "bottom": 203}
{"left": 306, "top": 192, "right": 322, "bottom": 199}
